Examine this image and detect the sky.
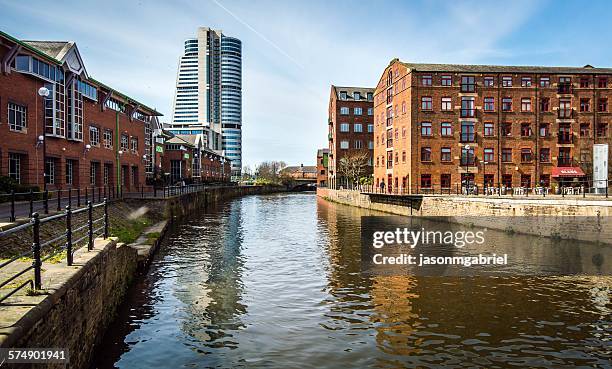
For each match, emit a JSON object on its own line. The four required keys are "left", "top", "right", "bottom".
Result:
{"left": 2, "top": 0, "right": 612, "bottom": 170}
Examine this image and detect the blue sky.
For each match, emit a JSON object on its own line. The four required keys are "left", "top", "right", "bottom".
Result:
{"left": 2, "top": 0, "right": 612, "bottom": 170}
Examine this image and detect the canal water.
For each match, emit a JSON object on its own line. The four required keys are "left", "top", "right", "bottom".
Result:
{"left": 92, "top": 193, "right": 611, "bottom": 368}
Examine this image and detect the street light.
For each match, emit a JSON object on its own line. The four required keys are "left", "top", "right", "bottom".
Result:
{"left": 38, "top": 87, "right": 50, "bottom": 190}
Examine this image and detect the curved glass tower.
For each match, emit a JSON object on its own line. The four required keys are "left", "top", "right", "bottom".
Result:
{"left": 170, "top": 27, "right": 242, "bottom": 178}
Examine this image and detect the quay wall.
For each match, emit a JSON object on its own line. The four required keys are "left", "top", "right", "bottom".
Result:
{"left": 317, "top": 188, "right": 612, "bottom": 244}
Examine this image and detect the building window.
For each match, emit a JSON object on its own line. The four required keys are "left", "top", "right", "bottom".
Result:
{"left": 441, "top": 122, "right": 452, "bottom": 136}
{"left": 521, "top": 98, "right": 531, "bottom": 112}
{"left": 68, "top": 82, "right": 84, "bottom": 141}
{"left": 64, "top": 160, "right": 73, "bottom": 185}
{"left": 580, "top": 149, "right": 591, "bottom": 163}
{"left": 367, "top": 107, "right": 373, "bottom": 115}
{"left": 340, "top": 91, "right": 347, "bottom": 100}
{"left": 597, "top": 123, "right": 608, "bottom": 137}
{"left": 502, "top": 174, "right": 513, "bottom": 188}
{"left": 401, "top": 101, "right": 406, "bottom": 114}
{"left": 580, "top": 78, "right": 589, "bottom": 88}
{"left": 521, "top": 77, "right": 532, "bottom": 87}
{"left": 502, "top": 148, "right": 512, "bottom": 163}
{"left": 540, "top": 97, "right": 550, "bottom": 112}
{"left": 521, "top": 123, "right": 532, "bottom": 137}
{"left": 353, "top": 92, "right": 360, "bottom": 100}
{"left": 420, "top": 174, "right": 432, "bottom": 189}
{"left": 131, "top": 137, "right": 138, "bottom": 153}
{"left": 441, "top": 97, "right": 452, "bottom": 111}
{"left": 103, "top": 129, "right": 113, "bottom": 149}
{"left": 354, "top": 107, "right": 363, "bottom": 115}
{"left": 104, "top": 165, "right": 110, "bottom": 185}
{"left": 460, "top": 147, "right": 475, "bottom": 166}
{"left": 599, "top": 98, "right": 608, "bottom": 112}
{"left": 441, "top": 75, "right": 452, "bottom": 86}
{"left": 354, "top": 140, "right": 363, "bottom": 149}
{"left": 484, "top": 97, "right": 495, "bottom": 111}
{"left": 90, "top": 163, "right": 97, "bottom": 185}
{"left": 580, "top": 98, "right": 590, "bottom": 112}
{"left": 460, "top": 121, "right": 475, "bottom": 142}
{"left": 460, "top": 97, "right": 475, "bottom": 117}
{"left": 121, "top": 134, "right": 129, "bottom": 151}
{"left": 484, "top": 122, "right": 494, "bottom": 136}
{"left": 521, "top": 148, "right": 533, "bottom": 163}
{"left": 89, "top": 126, "right": 100, "bottom": 146}
{"left": 484, "top": 77, "right": 494, "bottom": 87}
{"left": 367, "top": 92, "right": 373, "bottom": 101}
{"left": 441, "top": 147, "right": 451, "bottom": 162}
{"left": 483, "top": 148, "right": 494, "bottom": 162}
{"left": 539, "top": 123, "right": 550, "bottom": 137}
{"left": 340, "top": 140, "right": 349, "bottom": 149}
{"left": 441, "top": 174, "right": 451, "bottom": 189}
{"left": 502, "top": 76, "right": 512, "bottom": 87}
{"left": 502, "top": 97, "right": 512, "bottom": 111}
{"left": 558, "top": 77, "right": 572, "bottom": 93}
{"left": 540, "top": 77, "right": 550, "bottom": 87}
{"left": 421, "top": 147, "right": 432, "bottom": 162}
{"left": 8, "top": 102, "right": 27, "bottom": 131}
{"left": 340, "top": 123, "right": 350, "bottom": 132}
{"left": 368, "top": 141, "right": 374, "bottom": 150}
{"left": 501, "top": 123, "right": 512, "bottom": 136}
{"left": 340, "top": 107, "right": 349, "bottom": 115}
{"left": 421, "top": 97, "right": 433, "bottom": 110}
{"left": 460, "top": 76, "right": 475, "bottom": 92}
{"left": 580, "top": 123, "right": 590, "bottom": 137}
{"left": 8, "top": 153, "right": 21, "bottom": 183}
{"left": 402, "top": 127, "right": 406, "bottom": 138}
{"left": 421, "top": 122, "right": 432, "bottom": 136}
{"left": 599, "top": 78, "right": 608, "bottom": 88}
{"left": 422, "top": 75, "right": 432, "bottom": 86}
{"left": 367, "top": 124, "right": 373, "bottom": 133}
{"left": 354, "top": 123, "right": 363, "bottom": 132}
{"left": 45, "top": 158, "right": 55, "bottom": 184}
{"left": 402, "top": 151, "right": 406, "bottom": 163}
{"left": 540, "top": 148, "right": 550, "bottom": 162}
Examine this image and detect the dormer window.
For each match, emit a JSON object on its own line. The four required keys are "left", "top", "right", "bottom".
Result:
{"left": 353, "top": 92, "right": 361, "bottom": 100}
{"left": 340, "top": 91, "right": 347, "bottom": 100}
{"left": 367, "top": 92, "right": 373, "bottom": 101}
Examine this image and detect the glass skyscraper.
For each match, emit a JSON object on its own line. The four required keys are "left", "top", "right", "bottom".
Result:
{"left": 170, "top": 27, "right": 242, "bottom": 177}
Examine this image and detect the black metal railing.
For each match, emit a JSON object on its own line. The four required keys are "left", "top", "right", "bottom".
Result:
{"left": 0, "top": 199, "right": 109, "bottom": 304}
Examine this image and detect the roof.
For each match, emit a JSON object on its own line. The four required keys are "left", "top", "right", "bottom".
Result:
{"left": 282, "top": 165, "right": 317, "bottom": 174}
{"left": 332, "top": 85, "right": 375, "bottom": 101}
{"left": 0, "top": 30, "right": 162, "bottom": 116}
{"left": 398, "top": 60, "right": 612, "bottom": 75}
{"left": 22, "top": 41, "right": 74, "bottom": 61}
{"left": 165, "top": 136, "right": 195, "bottom": 147}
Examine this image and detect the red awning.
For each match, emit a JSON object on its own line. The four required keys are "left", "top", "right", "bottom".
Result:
{"left": 551, "top": 167, "right": 586, "bottom": 177}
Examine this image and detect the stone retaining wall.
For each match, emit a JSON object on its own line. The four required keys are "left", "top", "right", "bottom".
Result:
{"left": 317, "top": 188, "right": 612, "bottom": 244}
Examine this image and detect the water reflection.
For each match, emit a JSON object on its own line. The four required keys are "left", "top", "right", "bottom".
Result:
{"left": 92, "top": 193, "right": 611, "bottom": 368}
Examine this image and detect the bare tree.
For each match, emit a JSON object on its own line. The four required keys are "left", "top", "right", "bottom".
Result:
{"left": 255, "top": 161, "right": 287, "bottom": 184}
{"left": 337, "top": 150, "right": 370, "bottom": 189}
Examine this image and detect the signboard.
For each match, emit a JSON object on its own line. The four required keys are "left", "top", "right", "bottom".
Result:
{"left": 593, "top": 144, "right": 609, "bottom": 193}
{"left": 183, "top": 153, "right": 190, "bottom": 159}
{"left": 155, "top": 146, "right": 164, "bottom": 153}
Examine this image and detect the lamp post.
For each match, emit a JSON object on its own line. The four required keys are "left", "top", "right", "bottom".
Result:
{"left": 464, "top": 144, "right": 471, "bottom": 194}
{"left": 38, "top": 87, "right": 50, "bottom": 190}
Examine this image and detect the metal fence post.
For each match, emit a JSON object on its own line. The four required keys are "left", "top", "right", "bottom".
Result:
{"left": 85, "top": 187, "right": 88, "bottom": 205}
{"left": 77, "top": 188, "right": 81, "bottom": 207}
{"left": 68, "top": 188, "right": 72, "bottom": 209}
{"left": 9, "top": 190, "right": 15, "bottom": 222}
{"left": 57, "top": 188, "right": 62, "bottom": 211}
{"left": 31, "top": 212, "right": 42, "bottom": 290}
{"left": 66, "top": 205, "right": 73, "bottom": 266}
{"left": 104, "top": 198, "right": 109, "bottom": 239}
{"left": 154, "top": 186, "right": 158, "bottom": 198}
{"left": 98, "top": 187, "right": 101, "bottom": 203}
{"left": 44, "top": 189, "right": 49, "bottom": 214}
{"left": 141, "top": 185, "right": 144, "bottom": 198}
{"left": 29, "top": 189, "right": 34, "bottom": 217}
{"left": 87, "top": 201, "right": 93, "bottom": 251}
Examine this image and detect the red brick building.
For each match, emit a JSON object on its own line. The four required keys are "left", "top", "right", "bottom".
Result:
{"left": 373, "top": 59, "right": 612, "bottom": 193}
{"left": 316, "top": 148, "right": 329, "bottom": 187}
{"left": 0, "top": 30, "right": 162, "bottom": 193}
{"left": 162, "top": 134, "right": 230, "bottom": 184}
{"left": 328, "top": 85, "right": 374, "bottom": 189}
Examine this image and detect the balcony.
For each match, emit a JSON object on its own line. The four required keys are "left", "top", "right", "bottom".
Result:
{"left": 460, "top": 84, "right": 476, "bottom": 93}
{"left": 557, "top": 108, "right": 574, "bottom": 119}
{"left": 328, "top": 133, "right": 333, "bottom": 140}
{"left": 460, "top": 133, "right": 476, "bottom": 143}
{"left": 558, "top": 157, "right": 573, "bottom": 166}
{"left": 460, "top": 157, "right": 476, "bottom": 166}
{"left": 460, "top": 108, "right": 476, "bottom": 118}
{"left": 557, "top": 132, "right": 573, "bottom": 144}
{"left": 557, "top": 83, "right": 572, "bottom": 94}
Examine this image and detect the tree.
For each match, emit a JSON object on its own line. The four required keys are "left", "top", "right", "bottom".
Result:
{"left": 254, "top": 161, "right": 287, "bottom": 184}
{"left": 337, "top": 150, "right": 370, "bottom": 188}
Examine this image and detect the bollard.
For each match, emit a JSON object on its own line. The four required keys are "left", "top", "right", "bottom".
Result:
{"left": 66, "top": 205, "right": 73, "bottom": 266}
{"left": 31, "top": 213, "right": 42, "bottom": 290}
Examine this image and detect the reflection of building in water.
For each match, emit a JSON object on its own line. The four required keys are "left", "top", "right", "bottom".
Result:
{"left": 370, "top": 275, "right": 421, "bottom": 356}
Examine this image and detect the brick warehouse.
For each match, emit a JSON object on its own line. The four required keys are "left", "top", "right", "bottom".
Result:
{"left": 0, "top": 30, "right": 163, "bottom": 193}
{"left": 328, "top": 85, "right": 374, "bottom": 189}
{"left": 373, "top": 58, "right": 612, "bottom": 194}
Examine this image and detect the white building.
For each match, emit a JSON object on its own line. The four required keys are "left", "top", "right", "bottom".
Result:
{"left": 169, "top": 27, "right": 243, "bottom": 178}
